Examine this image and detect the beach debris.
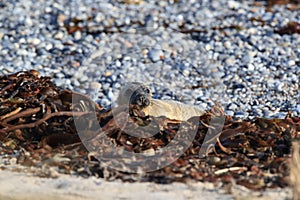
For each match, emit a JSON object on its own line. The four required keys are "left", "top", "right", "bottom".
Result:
{"left": 0, "top": 71, "right": 299, "bottom": 191}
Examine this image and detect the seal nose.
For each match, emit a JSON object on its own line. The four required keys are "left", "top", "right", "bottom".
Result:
{"left": 143, "top": 97, "right": 150, "bottom": 106}
{"left": 135, "top": 94, "right": 150, "bottom": 107}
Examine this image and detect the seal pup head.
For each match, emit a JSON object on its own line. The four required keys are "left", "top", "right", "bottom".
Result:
{"left": 117, "top": 82, "right": 151, "bottom": 109}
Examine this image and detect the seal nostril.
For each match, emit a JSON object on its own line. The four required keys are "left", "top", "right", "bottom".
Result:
{"left": 134, "top": 94, "right": 149, "bottom": 107}
{"left": 141, "top": 96, "right": 148, "bottom": 105}
{"left": 139, "top": 96, "right": 145, "bottom": 105}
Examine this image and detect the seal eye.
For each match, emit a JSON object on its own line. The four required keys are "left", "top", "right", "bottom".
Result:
{"left": 144, "top": 87, "right": 150, "bottom": 94}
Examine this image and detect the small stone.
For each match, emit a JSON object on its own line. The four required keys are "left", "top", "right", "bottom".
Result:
{"left": 226, "top": 110, "right": 234, "bottom": 116}
{"left": 249, "top": 51, "right": 257, "bottom": 57}
{"left": 54, "top": 43, "right": 64, "bottom": 50}
{"left": 95, "top": 13, "right": 104, "bottom": 23}
{"left": 74, "top": 31, "right": 81, "bottom": 40}
{"left": 19, "top": 38, "right": 26, "bottom": 44}
{"left": 228, "top": 103, "right": 238, "bottom": 110}
{"left": 183, "top": 69, "right": 190, "bottom": 77}
{"left": 241, "top": 54, "right": 253, "bottom": 64}
{"left": 32, "top": 38, "right": 41, "bottom": 45}
{"left": 90, "top": 82, "right": 102, "bottom": 90}
{"left": 288, "top": 60, "right": 296, "bottom": 66}
{"left": 71, "top": 79, "right": 80, "bottom": 87}
{"left": 235, "top": 111, "right": 246, "bottom": 118}
{"left": 247, "top": 63, "right": 255, "bottom": 71}
{"left": 27, "top": 37, "right": 41, "bottom": 45}
{"left": 115, "top": 60, "right": 121, "bottom": 67}
{"left": 276, "top": 82, "right": 285, "bottom": 92}
{"left": 18, "top": 49, "right": 28, "bottom": 56}
{"left": 54, "top": 31, "right": 64, "bottom": 40}
{"left": 55, "top": 72, "right": 65, "bottom": 79}
{"left": 102, "top": 83, "right": 111, "bottom": 91}
{"left": 45, "top": 7, "right": 52, "bottom": 13}
{"left": 65, "top": 79, "right": 71, "bottom": 85}
{"left": 225, "top": 57, "right": 235, "bottom": 65}
{"left": 148, "top": 48, "right": 164, "bottom": 62}
{"left": 272, "top": 112, "right": 287, "bottom": 119}
{"left": 105, "top": 71, "right": 112, "bottom": 77}
{"left": 57, "top": 14, "right": 67, "bottom": 25}
{"left": 248, "top": 28, "right": 257, "bottom": 34}
{"left": 0, "top": 32, "right": 4, "bottom": 40}
{"left": 205, "top": 44, "right": 212, "bottom": 51}
{"left": 262, "top": 108, "right": 271, "bottom": 118}
{"left": 71, "top": 61, "right": 80, "bottom": 67}
{"left": 54, "top": 79, "right": 64, "bottom": 87}
{"left": 100, "top": 98, "right": 111, "bottom": 107}
{"left": 79, "top": 75, "right": 89, "bottom": 83}
{"left": 85, "top": 35, "right": 94, "bottom": 42}
{"left": 223, "top": 41, "right": 231, "bottom": 49}
{"left": 262, "top": 12, "right": 273, "bottom": 21}
{"left": 111, "top": 74, "right": 117, "bottom": 82}
{"left": 228, "top": 0, "right": 240, "bottom": 9}
{"left": 45, "top": 43, "right": 53, "bottom": 51}
{"left": 25, "top": 17, "right": 33, "bottom": 26}
{"left": 113, "top": 82, "right": 121, "bottom": 89}
{"left": 296, "top": 105, "right": 300, "bottom": 113}
{"left": 107, "top": 90, "right": 117, "bottom": 102}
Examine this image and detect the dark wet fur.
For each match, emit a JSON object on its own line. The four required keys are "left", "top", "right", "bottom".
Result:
{"left": 129, "top": 85, "right": 151, "bottom": 109}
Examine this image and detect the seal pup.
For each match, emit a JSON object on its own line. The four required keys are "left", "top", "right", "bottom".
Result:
{"left": 117, "top": 82, "right": 205, "bottom": 121}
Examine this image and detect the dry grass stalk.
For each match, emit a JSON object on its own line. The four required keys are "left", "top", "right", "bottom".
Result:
{"left": 290, "top": 140, "right": 300, "bottom": 200}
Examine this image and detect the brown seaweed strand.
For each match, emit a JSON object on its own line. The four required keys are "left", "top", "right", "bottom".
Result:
{"left": 2, "top": 111, "right": 92, "bottom": 132}
{"left": 0, "top": 107, "right": 22, "bottom": 120}
{"left": 2, "top": 107, "right": 41, "bottom": 123}
{"left": 0, "top": 83, "right": 15, "bottom": 95}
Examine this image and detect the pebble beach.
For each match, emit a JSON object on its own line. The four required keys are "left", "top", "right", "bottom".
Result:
{"left": 0, "top": 0, "right": 299, "bottom": 119}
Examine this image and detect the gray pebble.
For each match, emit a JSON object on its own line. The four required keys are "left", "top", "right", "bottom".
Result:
{"left": 54, "top": 31, "right": 64, "bottom": 40}
{"left": 226, "top": 110, "right": 234, "bottom": 116}
{"left": 71, "top": 79, "right": 81, "bottom": 87}
{"left": 74, "top": 31, "right": 82, "bottom": 40}
{"left": 228, "top": 103, "right": 238, "bottom": 110}
{"left": 148, "top": 48, "right": 164, "bottom": 62}
{"left": 55, "top": 72, "right": 65, "bottom": 79}
{"left": 54, "top": 79, "right": 65, "bottom": 87}
{"left": 247, "top": 63, "right": 255, "bottom": 71}
{"left": 79, "top": 75, "right": 89, "bottom": 83}
{"left": 235, "top": 111, "right": 246, "bottom": 118}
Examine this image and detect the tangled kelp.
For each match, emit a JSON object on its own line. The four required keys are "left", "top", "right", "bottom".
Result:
{"left": 0, "top": 71, "right": 299, "bottom": 192}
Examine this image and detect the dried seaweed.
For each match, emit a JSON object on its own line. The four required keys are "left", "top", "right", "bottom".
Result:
{"left": 0, "top": 71, "right": 299, "bottom": 192}
{"left": 266, "top": 0, "right": 300, "bottom": 7}
{"left": 275, "top": 21, "right": 300, "bottom": 35}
